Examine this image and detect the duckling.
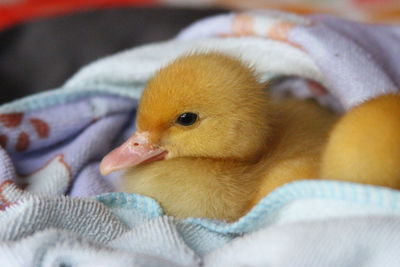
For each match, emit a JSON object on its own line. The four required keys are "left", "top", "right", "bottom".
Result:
{"left": 100, "top": 53, "right": 400, "bottom": 222}
{"left": 100, "top": 53, "right": 338, "bottom": 221}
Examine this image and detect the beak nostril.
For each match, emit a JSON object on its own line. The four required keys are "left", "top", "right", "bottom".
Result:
{"left": 133, "top": 142, "right": 139, "bottom": 147}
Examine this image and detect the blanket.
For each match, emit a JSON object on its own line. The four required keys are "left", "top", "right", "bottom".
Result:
{"left": 0, "top": 11, "right": 400, "bottom": 266}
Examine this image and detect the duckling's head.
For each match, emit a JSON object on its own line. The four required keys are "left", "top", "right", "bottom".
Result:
{"left": 100, "top": 53, "right": 272, "bottom": 175}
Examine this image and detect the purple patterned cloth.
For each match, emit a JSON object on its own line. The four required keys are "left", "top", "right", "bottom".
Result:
{"left": 0, "top": 96, "right": 136, "bottom": 196}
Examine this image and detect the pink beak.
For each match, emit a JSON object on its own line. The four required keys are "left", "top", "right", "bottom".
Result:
{"left": 100, "top": 131, "right": 167, "bottom": 176}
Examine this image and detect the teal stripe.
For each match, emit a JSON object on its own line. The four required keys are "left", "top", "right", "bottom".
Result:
{"left": 94, "top": 180, "right": 400, "bottom": 235}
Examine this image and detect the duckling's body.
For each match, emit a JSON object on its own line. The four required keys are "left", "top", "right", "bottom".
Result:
{"left": 100, "top": 53, "right": 400, "bottom": 222}
{"left": 321, "top": 94, "right": 400, "bottom": 189}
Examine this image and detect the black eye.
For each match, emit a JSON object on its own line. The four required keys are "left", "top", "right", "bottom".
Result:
{"left": 176, "top": 112, "right": 198, "bottom": 126}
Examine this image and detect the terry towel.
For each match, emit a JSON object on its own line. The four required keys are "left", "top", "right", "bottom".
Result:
{"left": 0, "top": 11, "right": 400, "bottom": 266}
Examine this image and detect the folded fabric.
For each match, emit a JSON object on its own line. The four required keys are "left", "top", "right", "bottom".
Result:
{"left": 205, "top": 216, "right": 400, "bottom": 267}
{"left": 0, "top": 11, "right": 399, "bottom": 266}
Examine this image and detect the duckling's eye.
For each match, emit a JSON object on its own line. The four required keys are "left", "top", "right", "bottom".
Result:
{"left": 176, "top": 112, "right": 198, "bottom": 126}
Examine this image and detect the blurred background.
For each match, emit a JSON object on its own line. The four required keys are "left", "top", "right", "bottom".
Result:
{"left": 1, "top": 0, "right": 399, "bottom": 104}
